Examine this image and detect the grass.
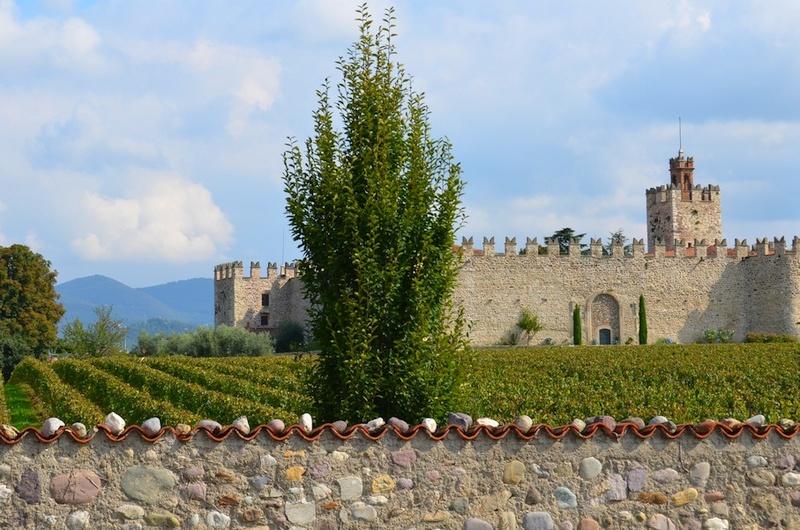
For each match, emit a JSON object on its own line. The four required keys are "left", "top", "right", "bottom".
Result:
{"left": 4, "top": 383, "right": 40, "bottom": 428}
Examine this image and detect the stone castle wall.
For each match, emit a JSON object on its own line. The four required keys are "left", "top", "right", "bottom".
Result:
{"left": 2, "top": 422, "right": 800, "bottom": 529}
{"left": 215, "top": 237, "right": 800, "bottom": 347}
{"left": 214, "top": 262, "right": 310, "bottom": 333}
{"left": 455, "top": 238, "right": 799, "bottom": 346}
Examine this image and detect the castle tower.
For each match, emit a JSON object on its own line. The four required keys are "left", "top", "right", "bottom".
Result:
{"left": 646, "top": 150, "right": 722, "bottom": 252}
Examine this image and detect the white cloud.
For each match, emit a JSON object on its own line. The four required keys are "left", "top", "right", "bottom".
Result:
{"left": 696, "top": 11, "right": 712, "bottom": 31}
{"left": 0, "top": 1, "right": 105, "bottom": 70}
{"left": 72, "top": 176, "right": 233, "bottom": 261}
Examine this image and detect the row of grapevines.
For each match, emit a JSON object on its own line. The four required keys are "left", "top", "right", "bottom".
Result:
{"left": 461, "top": 344, "right": 800, "bottom": 424}
{"left": 0, "top": 370, "right": 9, "bottom": 424}
{"left": 52, "top": 359, "right": 201, "bottom": 426}
{"left": 188, "top": 355, "right": 310, "bottom": 395}
{"left": 89, "top": 357, "right": 292, "bottom": 425}
{"left": 140, "top": 356, "right": 310, "bottom": 416}
{"left": 9, "top": 358, "right": 103, "bottom": 425}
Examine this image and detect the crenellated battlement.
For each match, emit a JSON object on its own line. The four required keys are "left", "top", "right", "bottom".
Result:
{"left": 646, "top": 183, "right": 720, "bottom": 204}
{"left": 458, "top": 236, "right": 800, "bottom": 260}
{"left": 214, "top": 261, "right": 299, "bottom": 281}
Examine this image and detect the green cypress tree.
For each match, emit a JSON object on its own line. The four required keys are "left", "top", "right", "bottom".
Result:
{"left": 638, "top": 294, "right": 648, "bottom": 345}
{"left": 573, "top": 305, "right": 582, "bottom": 346}
{"left": 283, "top": 6, "right": 468, "bottom": 423}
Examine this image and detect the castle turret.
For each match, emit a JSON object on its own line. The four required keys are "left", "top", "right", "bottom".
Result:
{"left": 670, "top": 148, "right": 694, "bottom": 200}
{"left": 646, "top": 150, "right": 722, "bottom": 252}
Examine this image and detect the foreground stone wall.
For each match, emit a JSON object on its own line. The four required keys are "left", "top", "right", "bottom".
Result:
{"left": 2, "top": 421, "right": 800, "bottom": 529}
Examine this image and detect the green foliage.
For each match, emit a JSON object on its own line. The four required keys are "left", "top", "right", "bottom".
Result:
{"left": 461, "top": 344, "right": 800, "bottom": 424}
{"left": 516, "top": 309, "right": 543, "bottom": 345}
{"left": 0, "top": 334, "right": 32, "bottom": 381}
{"left": 701, "top": 329, "right": 735, "bottom": 344}
{"left": 9, "top": 357, "right": 103, "bottom": 425}
{"left": 58, "top": 305, "right": 127, "bottom": 357}
{"left": 51, "top": 358, "right": 199, "bottom": 426}
{"left": 140, "top": 356, "right": 306, "bottom": 419}
{"left": 745, "top": 332, "right": 798, "bottom": 343}
{"left": 131, "top": 325, "right": 274, "bottom": 357}
{"left": 283, "top": 6, "right": 468, "bottom": 423}
{"left": 605, "top": 228, "right": 633, "bottom": 255}
{"left": 11, "top": 344, "right": 800, "bottom": 427}
{"left": 638, "top": 294, "right": 648, "bottom": 345}
{"left": 4, "top": 383, "right": 37, "bottom": 427}
{"left": 0, "top": 244, "right": 64, "bottom": 372}
{"left": 550, "top": 227, "right": 586, "bottom": 255}
{"left": 573, "top": 305, "right": 582, "bottom": 345}
{"left": 0, "top": 373, "right": 8, "bottom": 424}
{"left": 274, "top": 320, "right": 307, "bottom": 353}
{"left": 89, "top": 357, "right": 285, "bottom": 425}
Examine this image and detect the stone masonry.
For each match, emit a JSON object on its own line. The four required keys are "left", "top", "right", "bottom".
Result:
{"left": 215, "top": 150, "right": 800, "bottom": 346}
{"left": 1, "top": 420, "right": 800, "bottom": 529}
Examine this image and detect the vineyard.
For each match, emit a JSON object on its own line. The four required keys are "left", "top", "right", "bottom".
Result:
{"left": 2, "top": 343, "right": 800, "bottom": 428}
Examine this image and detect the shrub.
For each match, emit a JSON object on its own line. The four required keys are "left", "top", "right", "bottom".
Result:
{"left": 701, "top": 329, "right": 735, "bottom": 344}
{"left": 516, "top": 309, "right": 543, "bottom": 345}
{"left": 274, "top": 321, "right": 306, "bottom": 353}
{"left": 132, "top": 326, "right": 274, "bottom": 357}
{"left": 745, "top": 332, "right": 798, "bottom": 343}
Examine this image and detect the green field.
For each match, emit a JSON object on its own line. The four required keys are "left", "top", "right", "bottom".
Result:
{"left": 3, "top": 343, "right": 799, "bottom": 428}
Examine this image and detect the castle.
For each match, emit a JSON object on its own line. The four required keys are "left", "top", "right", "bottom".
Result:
{"left": 214, "top": 149, "right": 800, "bottom": 345}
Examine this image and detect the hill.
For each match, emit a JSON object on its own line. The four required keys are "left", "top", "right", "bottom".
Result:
{"left": 56, "top": 275, "right": 213, "bottom": 333}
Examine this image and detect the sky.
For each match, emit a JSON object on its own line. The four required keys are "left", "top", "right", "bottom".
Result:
{"left": 2, "top": 0, "right": 799, "bottom": 287}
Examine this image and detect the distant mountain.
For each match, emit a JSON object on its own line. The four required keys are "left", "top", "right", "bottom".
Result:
{"left": 56, "top": 275, "right": 213, "bottom": 333}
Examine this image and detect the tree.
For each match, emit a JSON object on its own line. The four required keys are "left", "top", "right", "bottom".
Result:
{"left": 605, "top": 228, "right": 633, "bottom": 256}
{"left": 58, "top": 305, "right": 127, "bottom": 357}
{"left": 638, "top": 294, "right": 648, "bottom": 345}
{"left": 550, "top": 227, "right": 586, "bottom": 255}
{"left": 274, "top": 320, "right": 306, "bottom": 353}
{"left": 130, "top": 326, "right": 274, "bottom": 357}
{"left": 516, "top": 309, "right": 543, "bottom": 345}
{"left": 0, "top": 244, "right": 64, "bottom": 372}
{"left": 573, "top": 305, "right": 582, "bottom": 345}
{"left": 283, "top": 6, "right": 468, "bottom": 423}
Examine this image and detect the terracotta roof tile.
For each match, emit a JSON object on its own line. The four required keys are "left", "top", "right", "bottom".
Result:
{"left": 3, "top": 421, "right": 796, "bottom": 444}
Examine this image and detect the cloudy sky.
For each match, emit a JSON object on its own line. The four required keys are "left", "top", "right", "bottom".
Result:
{"left": 2, "top": 1, "right": 799, "bottom": 287}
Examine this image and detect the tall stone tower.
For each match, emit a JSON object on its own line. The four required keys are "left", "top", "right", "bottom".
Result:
{"left": 646, "top": 150, "right": 722, "bottom": 252}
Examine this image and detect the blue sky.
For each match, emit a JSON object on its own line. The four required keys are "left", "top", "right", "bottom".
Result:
{"left": 2, "top": 1, "right": 799, "bottom": 287}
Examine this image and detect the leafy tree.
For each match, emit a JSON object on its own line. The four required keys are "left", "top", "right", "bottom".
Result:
{"left": 283, "top": 6, "right": 468, "bottom": 423}
{"left": 0, "top": 333, "right": 32, "bottom": 381}
{"left": 550, "top": 227, "right": 586, "bottom": 255}
{"left": 274, "top": 320, "right": 306, "bottom": 353}
{"left": 0, "top": 244, "right": 64, "bottom": 375}
{"left": 58, "top": 305, "right": 127, "bottom": 357}
{"left": 638, "top": 294, "right": 648, "bottom": 345}
{"left": 605, "top": 228, "right": 633, "bottom": 255}
{"left": 573, "top": 305, "right": 582, "bottom": 345}
{"left": 131, "top": 326, "right": 274, "bottom": 357}
{"left": 516, "top": 309, "right": 543, "bottom": 345}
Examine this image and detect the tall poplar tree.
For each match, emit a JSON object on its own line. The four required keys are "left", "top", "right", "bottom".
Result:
{"left": 283, "top": 6, "right": 467, "bottom": 423}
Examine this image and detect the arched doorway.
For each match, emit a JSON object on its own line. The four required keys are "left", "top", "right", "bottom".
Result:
{"left": 591, "top": 293, "right": 620, "bottom": 345}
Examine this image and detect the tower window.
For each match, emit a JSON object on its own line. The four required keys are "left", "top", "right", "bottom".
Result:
{"left": 261, "top": 293, "right": 270, "bottom": 306}
{"left": 260, "top": 313, "right": 269, "bottom": 326}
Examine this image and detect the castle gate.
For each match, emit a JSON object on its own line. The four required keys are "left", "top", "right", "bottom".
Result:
{"left": 589, "top": 293, "right": 620, "bottom": 345}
